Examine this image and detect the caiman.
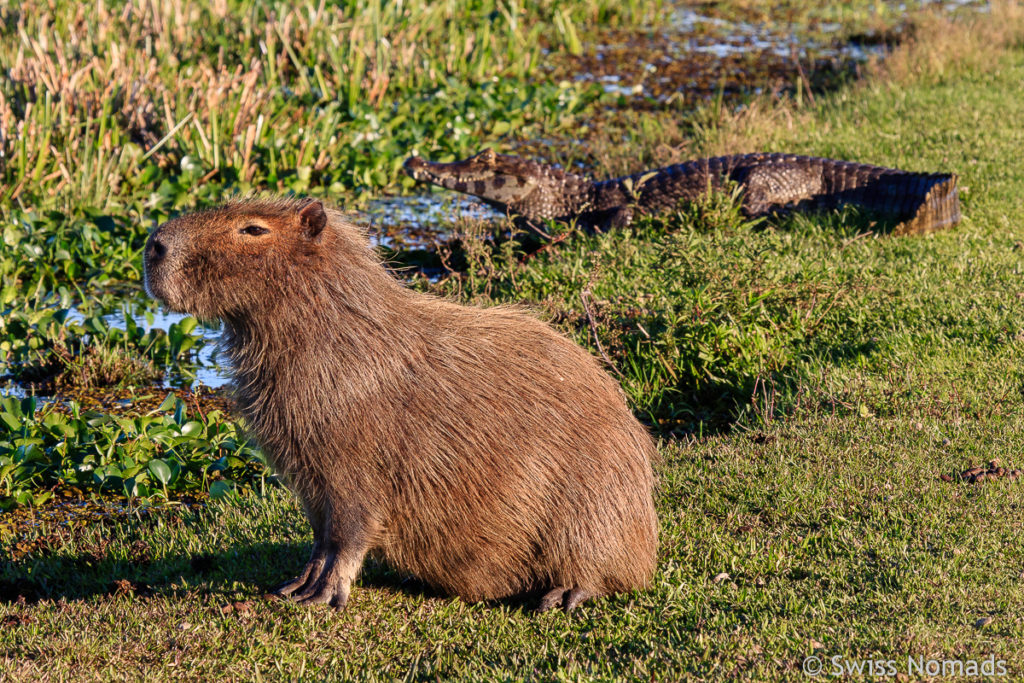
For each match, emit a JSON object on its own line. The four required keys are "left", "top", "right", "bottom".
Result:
{"left": 403, "top": 149, "right": 960, "bottom": 235}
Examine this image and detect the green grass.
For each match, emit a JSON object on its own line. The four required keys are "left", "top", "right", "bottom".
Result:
{"left": 4, "top": 1, "right": 1024, "bottom": 680}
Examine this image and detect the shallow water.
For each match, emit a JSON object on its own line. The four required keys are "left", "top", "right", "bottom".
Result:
{"left": 77, "top": 302, "right": 232, "bottom": 389}
{"left": 360, "top": 194, "right": 501, "bottom": 248}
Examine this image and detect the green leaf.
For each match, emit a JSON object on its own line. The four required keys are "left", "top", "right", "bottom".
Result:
{"left": 180, "top": 421, "right": 204, "bottom": 437}
{"left": 209, "top": 480, "right": 236, "bottom": 499}
{"left": 148, "top": 459, "right": 172, "bottom": 486}
{"left": 0, "top": 411, "right": 22, "bottom": 431}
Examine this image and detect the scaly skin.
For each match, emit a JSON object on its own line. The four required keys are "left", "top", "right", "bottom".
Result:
{"left": 403, "top": 149, "right": 960, "bottom": 235}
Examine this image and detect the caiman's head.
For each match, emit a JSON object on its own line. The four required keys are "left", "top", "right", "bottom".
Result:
{"left": 403, "top": 149, "right": 592, "bottom": 221}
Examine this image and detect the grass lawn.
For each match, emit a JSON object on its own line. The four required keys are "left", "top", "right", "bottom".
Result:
{"left": 4, "top": 2, "right": 1024, "bottom": 681}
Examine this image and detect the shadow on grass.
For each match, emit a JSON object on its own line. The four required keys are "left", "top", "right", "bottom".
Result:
{"left": 0, "top": 540, "right": 395, "bottom": 602}
{"left": 0, "top": 540, "right": 550, "bottom": 613}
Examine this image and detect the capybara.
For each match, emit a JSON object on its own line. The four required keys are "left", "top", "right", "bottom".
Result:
{"left": 143, "top": 197, "right": 658, "bottom": 612}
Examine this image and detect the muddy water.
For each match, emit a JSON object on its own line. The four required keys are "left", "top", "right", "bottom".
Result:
{"left": 562, "top": 10, "right": 889, "bottom": 108}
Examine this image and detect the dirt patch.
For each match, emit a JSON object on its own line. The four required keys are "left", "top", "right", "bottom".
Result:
{"left": 940, "top": 460, "right": 1022, "bottom": 484}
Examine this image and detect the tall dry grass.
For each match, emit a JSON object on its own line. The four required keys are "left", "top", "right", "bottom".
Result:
{"left": 0, "top": 0, "right": 660, "bottom": 211}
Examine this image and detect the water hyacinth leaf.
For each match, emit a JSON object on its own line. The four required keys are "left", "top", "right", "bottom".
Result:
{"left": 180, "top": 421, "right": 204, "bottom": 438}
{"left": 120, "top": 464, "right": 143, "bottom": 480}
{"left": 86, "top": 315, "right": 107, "bottom": 336}
{"left": 0, "top": 411, "right": 21, "bottom": 431}
{"left": 174, "top": 336, "right": 195, "bottom": 356}
{"left": 41, "top": 412, "right": 68, "bottom": 429}
{"left": 122, "top": 476, "right": 140, "bottom": 497}
{"left": 85, "top": 413, "right": 114, "bottom": 428}
{"left": 14, "top": 444, "right": 44, "bottom": 463}
{"left": 148, "top": 458, "right": 172, "bottom": 486}
{"left": 167, "top": 458, "right": 182, "bottom": 484}
{"left": 2, "top": 397, "right": 23, "bottom": 420}
{"left": 177, "top": 317, "right": 198, "bottom": 336}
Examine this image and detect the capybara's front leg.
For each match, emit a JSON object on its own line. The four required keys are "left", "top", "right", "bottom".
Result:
{"left": 290, "top": 503, "right": 376, "bottom": 610}
{"left": 274, "top": 499, "right": 328, "bottom": 597}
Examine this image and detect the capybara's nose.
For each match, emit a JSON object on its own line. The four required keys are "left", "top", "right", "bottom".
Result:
{"left": 147, "top": 235, "right": 167, "bottom": 263}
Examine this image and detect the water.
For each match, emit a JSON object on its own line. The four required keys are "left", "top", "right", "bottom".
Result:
{"left": 361, "top": 194, "right": 501, "bottom": 249}
{"left": 577, "top": 7, "right": 892, "bottom": 104}
{"left": 80, "top": 302, "right": 231, "bottom": 389}
{"left": 0, "top": 381, "right": 30, "bottom": 400}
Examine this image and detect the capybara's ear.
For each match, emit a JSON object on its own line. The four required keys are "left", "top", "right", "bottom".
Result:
{"left": 298, "top": 199, "right": 327, "bottom": 239}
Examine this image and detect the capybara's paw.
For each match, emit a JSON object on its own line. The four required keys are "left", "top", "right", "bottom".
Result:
{"left": 294, "top": 580, "right": 350, "bottom": 610}
{"left": 287, "top": 552, "right": 357, "bottom": 610}
{"left": 537, "top": 586, "right": 569, "bottom": 612}
{"left": 563, "top": 587, "right": 594, "bottom": 612}
{"left": 537, "top": 586, "right": 595, "bottom": 613}
{"left": 274, "top": 557, "right": 324, "bottom": 597}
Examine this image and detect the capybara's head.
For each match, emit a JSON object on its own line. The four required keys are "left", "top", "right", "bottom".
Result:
{"left": 143, "top": 198, "right": 329, "bottom": 320}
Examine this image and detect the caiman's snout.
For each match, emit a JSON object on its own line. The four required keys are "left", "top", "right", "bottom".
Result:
{"left": 403, "top": 156, "right": 428, "bottom": 181}
{"left": 404, "top": 149, "right": 501, "bottom": 184}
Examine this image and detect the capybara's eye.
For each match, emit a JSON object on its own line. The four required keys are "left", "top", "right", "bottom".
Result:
{"left": 241, "top": 225, "right": 269, "bottom": 236}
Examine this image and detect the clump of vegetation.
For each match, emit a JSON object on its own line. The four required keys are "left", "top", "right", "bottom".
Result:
{"left": 0, "top": 0, "right": 659, "bottom": 213}
{"left": 17, "top": 335, "right": 161, "bottom": 391}
{"left": 0, "top": 394, "right": 266, "bottom": 509}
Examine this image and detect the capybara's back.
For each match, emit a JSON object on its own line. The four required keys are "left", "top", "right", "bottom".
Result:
{"left": 143, "top": 197, "right": 658, "bottom": 611}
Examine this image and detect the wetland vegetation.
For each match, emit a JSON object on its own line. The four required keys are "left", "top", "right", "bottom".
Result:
{"left": 3, "top": 0, "right": 1024, "bottom": 679}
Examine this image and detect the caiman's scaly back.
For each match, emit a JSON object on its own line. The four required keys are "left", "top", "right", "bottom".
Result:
{"left": 404, "top": 150, "right": 960, "bottom": 236}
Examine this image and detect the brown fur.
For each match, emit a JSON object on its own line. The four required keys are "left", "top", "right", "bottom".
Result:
{"left": 143, "top": 197, "right": 658, "bottom": 611}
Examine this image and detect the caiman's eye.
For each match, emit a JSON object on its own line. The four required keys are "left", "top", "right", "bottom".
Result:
{"left": 240, "top": 225, "right": 269, "bottom": 236}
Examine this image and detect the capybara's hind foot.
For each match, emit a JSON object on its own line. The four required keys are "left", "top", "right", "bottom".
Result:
{"left": 537, "top": 586, "right": 595, "bottom": 613}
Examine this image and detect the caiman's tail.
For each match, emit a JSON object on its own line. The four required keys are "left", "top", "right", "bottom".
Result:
{"left": 815, "top": 164, "right": 960, "bottom": 235}
{"left": 890, "top": 173, "right": 960, "bottom": 235}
